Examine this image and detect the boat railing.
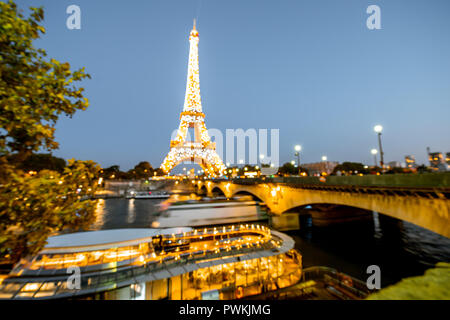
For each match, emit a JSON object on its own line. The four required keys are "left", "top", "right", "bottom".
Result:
{"left": 0, "top": 230, "right": 282, "bottom": 299}
{"left": 301, "top": 266, "right": 371, "bottom": 298}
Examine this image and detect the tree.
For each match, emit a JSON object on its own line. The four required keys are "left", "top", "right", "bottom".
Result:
{"left": 131, "top": 161, "right": 153, "bottom": 179}
{"left": 385, "top": 167, "right": 408, "bottom": 174}
{"left": 332, "top": 162, "right": 369, "bottom": 175}
{"left": 0, "top": 1, "right": 90, "bottom": 164}
{"left": 14, "top": 153, "right": 66, "bottom": 173}
{"left": 277, "top": 162, "right": 308, "bottom": 176}
{"left": 102, "top": 165, "right": 121, "bottom": 179}
{"left": 367, "top": 262, "right": 450, "bottom": 300}
{"left": 0, "top": 160, "right": 100, "bottom": 262}
{"left": 417, "top": 165, "right": 432, "bottom": 174}
{"left": 153, "top": 168, "right": 165, "bottom": 177}
{"left": 0, "top": 2, "right": 98, "bottom": 264}
{"left": 102, "top": 162, "right": 157, "bottom": 180}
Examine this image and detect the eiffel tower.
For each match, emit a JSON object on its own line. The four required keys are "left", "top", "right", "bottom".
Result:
{"left": 160, "top": 21, "right": 226, "bottom": 177}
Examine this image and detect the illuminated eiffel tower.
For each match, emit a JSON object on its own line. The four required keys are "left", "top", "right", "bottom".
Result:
{"left": 160, "top": 21, "right": 226, "bottom": 177}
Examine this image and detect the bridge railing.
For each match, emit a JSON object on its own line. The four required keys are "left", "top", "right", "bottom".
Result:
{"left": 208, "top": 174, "right": 450, "bottom": 199}
{"left": 302, "top": 266, "right": 372, "bottom": 299}
{"left": 225, "top": 173, "right": 450, "bottom": 188}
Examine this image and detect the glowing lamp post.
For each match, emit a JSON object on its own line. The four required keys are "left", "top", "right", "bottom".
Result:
{"left": 374, "top": 125, "right": 384, "bottom": 168}
{"left": 294, "top": 145, "right": 302, "bottom": 176}
{"left": 259, "top": 154, "right": 265, "bottom": 165}
{"left": 294, "top": 145, "right": 301, "bottom": 166}
{"left": 371, "top": 148, "right": 378, "bottom": 167}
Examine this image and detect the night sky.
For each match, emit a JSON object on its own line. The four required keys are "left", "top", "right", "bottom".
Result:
{"left": 15, "top": 0, "right": 450, "bottom": 171}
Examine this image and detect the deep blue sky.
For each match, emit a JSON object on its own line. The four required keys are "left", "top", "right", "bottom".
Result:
{"left": 14, "top": 0, "right": 450, "bottom": 170}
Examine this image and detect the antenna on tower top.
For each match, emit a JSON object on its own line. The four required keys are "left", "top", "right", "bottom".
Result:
{"left": 193, "top": 18, "right": 196, "bottom": 30}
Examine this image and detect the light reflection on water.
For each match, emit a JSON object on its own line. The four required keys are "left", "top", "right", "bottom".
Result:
{"left": 289, "top": 212, "right": 450, "bottom": 287}
{"left": 90, "top": 198, "right": 161, "bottom": 230}
{"left": 127, "top": 199, "right": 136, "bottom": 224}
{"left": 91, "top": 198, "right": 106, "bottom": 230}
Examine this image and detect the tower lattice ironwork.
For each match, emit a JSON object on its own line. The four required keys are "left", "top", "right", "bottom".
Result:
{"left": 160, "top": 21, "right": 226, "bottom": 176}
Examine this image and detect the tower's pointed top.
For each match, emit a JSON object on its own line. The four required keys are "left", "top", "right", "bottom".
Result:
{"left": 190, "top": 18, "right": 199, "bottom": 38}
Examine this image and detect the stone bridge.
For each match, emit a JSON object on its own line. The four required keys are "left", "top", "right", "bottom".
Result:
{"left": 194, "top": 176, "right": 450, "bottom": 238}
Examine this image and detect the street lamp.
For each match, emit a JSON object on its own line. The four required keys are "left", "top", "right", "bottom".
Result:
{"left": 290, "top": 160, "right": 295, "bottom": 166}
{"left": 374, "top": 125, "right": 383, "bottom": 133}
{"left": 374, "top": 125, "right": 384, "bottom": 168}
{"left": 321, "top": 156, "right": 327, "bottom": 161}
{"left": 294, "top": 145, "right": 302, "bottom": 175}
{"left": 259, "top": 154, "right": 265, "bottom": 164}
{"left": 371, "top": 148, "right": 378, "bottom": 167}
{"left": 294, "top": 145, "right": 301, "bottom": 166}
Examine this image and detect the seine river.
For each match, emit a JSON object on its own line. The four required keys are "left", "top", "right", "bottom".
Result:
{"left": 92, "top": 198, "right": 450, "bottom": 287}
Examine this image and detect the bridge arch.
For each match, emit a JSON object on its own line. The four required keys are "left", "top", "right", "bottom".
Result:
{"left": 206, "top": 181, "right": 450, "bottom": 237}
{"left": 282, "top": 203, "right": 374, "bottom": 226}
{"left": 198, "top": 185, "right": 207, "bottom": 196}
{"left": 232, "top": 190, "right": 264, "bottom": 202}
{"left": 280, "top": 202, "right": 374, "bottom": 215}
{"left": 211, "top": 186, "right": 226, "bottom": 197}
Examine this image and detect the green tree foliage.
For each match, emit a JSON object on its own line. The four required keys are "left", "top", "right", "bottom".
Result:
{"left": 12, "top": 153, "right": 66, "bottom": 173}
{"left": 129, "top": 161, "right": 153, "bottom": 179}
{"left": 153, "top": 168, "right": 165, "bottom": 177}
{"left": 332, "top": 162, "right": 369, "bottom": 175}
{"left": 417, "top": 165, "right": 432, "bottom": 174}
{"left": 385, "top": 167, "right": 408, "bottom": 174}
{"left": 277, "top": 162, "right": 308, "bottom": 176}
{"left": 0, "top": 1, "right": 90, "bottom": 163}
{"left": 101, "top": 165, "right": 121, "bottom": 179}
{"left": 0, "top": 1, "right": 98, "bottom": 264}
{"left": 0, "top": 160, "right": 100, "bottom": 262}
{"left": 101, "top": 162, "right": 159, "bottom": 180}
{"left": 367, "top": 262, "right": 450, "bottom": 300}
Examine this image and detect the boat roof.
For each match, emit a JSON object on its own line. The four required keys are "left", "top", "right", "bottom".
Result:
{"left": 42, "top": 227, "right": 193, "bottom": 253}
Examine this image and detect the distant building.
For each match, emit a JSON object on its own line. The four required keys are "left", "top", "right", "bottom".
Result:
{"left": 386, "top": 161, "right": 402, "bottom": 169}
{"left": 302, "top": 161, "right": 339, "bottom": 176}
{"left": 427, "top": 147, "right": 449, "bottom": 172}
{"left": 446, "top": 152, "right": 450, "bottom": 166}
{"left": 428, "top": 152, "right": 444, "bottom": 171}
{"left": 405, "top": 155, "right": 417, "bottom": 169}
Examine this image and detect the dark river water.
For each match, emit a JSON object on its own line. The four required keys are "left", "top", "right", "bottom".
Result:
{"left": 91, "top": 198, "right": 450, "bottom": 288}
